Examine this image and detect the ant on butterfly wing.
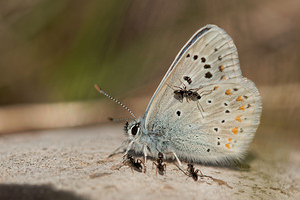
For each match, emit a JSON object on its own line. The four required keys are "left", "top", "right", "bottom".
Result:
{"left": 171, "top": 81, "right": 202, "bottom": 103}
{"left": 168, "top": 76, "right": 215, "bottom": 103}
{"left": 152, "top": 152, "right": 167, "bottom": 175}
{"left": 123, "top": 154, "right": 146, "bottom": 173}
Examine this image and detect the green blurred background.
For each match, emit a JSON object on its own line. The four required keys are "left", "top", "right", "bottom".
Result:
{"left": 0, "top": 0, "right": 299, "bottom": 133}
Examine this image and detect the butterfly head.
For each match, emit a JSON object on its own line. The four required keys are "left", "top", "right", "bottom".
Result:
{"left": 124, "top": 118, "right": 143, "bottom": 140}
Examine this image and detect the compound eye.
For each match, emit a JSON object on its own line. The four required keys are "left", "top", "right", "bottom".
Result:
{"left": 131, "top": 125, "right": 139, "bottom": 136}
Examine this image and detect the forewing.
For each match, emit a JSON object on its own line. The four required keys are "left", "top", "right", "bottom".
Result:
{"left": 144, "top": 25, "right": 262, "bottom": 163}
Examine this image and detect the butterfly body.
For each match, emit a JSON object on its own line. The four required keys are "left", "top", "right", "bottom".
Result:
{"left": 122, "top": 24, "right": 262, "bottom": 166}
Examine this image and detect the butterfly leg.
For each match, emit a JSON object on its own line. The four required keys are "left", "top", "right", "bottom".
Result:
{"left": 143, "top": 144, "right": 148, "bottom": 172}
{"left": 107, "top": 140, "right": 128, "bottom": 158}
{"left": 173, "top": 152, "right": 182, "bottom": 167}
{"left": 124, "top": 140, "right": 134, "bottom": 156}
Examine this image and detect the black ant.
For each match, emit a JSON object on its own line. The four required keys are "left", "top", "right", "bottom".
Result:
{"left": 184, "top": 163, "right": 233, "bottom": 188}
{"left": 152, "top": 152, "right": 166, "bottom": 175}
{"left": 186, "top": 163, "right": 203, "bottom": 181}
{"left": 123, "top": 154, "right": 145, "bottom": 173}
{"left": 173, "top": 84, "right": 202, "bottom": 102}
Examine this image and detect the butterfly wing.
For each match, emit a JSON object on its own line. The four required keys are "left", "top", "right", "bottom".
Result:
{"left": 144, "top": 25, "right": 262, "bottom": 164}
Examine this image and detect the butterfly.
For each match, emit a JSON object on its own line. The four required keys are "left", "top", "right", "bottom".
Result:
{"left": 97, "top": 24, "right": 262, "bottom": 167}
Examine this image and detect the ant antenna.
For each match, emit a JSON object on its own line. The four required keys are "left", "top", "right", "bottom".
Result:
{"left": 94, "top": 84, "right": 136, "bottom": 120}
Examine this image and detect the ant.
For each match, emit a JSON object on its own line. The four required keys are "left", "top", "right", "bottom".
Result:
{"left": 184, "top": 163, "right": 233, "bottom": 188}
{"left": 152, "top": 152, "right": 167, "bottom": 175}
{"left": 123, "top": 154, "right": 145, "bottom": 173}
{"left": 186, "top": 163, "right": 203, "bottom": 181}
{"left": 172, "top": 83, "right": 202, "bottom": 102}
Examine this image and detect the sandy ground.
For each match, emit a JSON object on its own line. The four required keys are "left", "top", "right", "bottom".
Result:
{"left": 0, "top": 124, "right": 299, "bottom": 200}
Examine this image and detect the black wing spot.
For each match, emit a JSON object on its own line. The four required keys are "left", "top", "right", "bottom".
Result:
{"left": 225, "top": 110, "right": 230, "bottom": 113}
{"left": 217, "top": 142, "right": 220, "bottom": 145}
{"left": 183, "top": 76, "right": 192, "bottom": 84}
{"left": 187, "top": 54, "right": 190, "bottom": 58}
{"left": 221, "top": 120, "right": 225, "bottom": 123}
{"left": 207, "top": 100, "right": 212, "bottom": 104}
{"left": 205, "top": 72, "right": 213, "bottom": 79}
{"left": 176, "top": 111, "right": 181, "bottom": 116}
{"left": 201, "top": 57, "right": 206, "bottom": 63}
{"left": 207, "top": 149, "right": 210, "bottom": 152}
{"left": 193, "top": 55, "right": 198, "bottom": 60}
{"left": 224, "top": 102, "right": 228, "bottom": 106}
{"left": 233, "top": 88, "right": 238, "bottom": 91}
{"left": 204, "top": 64, "right": 211, "bottom": 69}
{"left": 214, "top": 48, "right": 218, "bottom": 52}
{"left": 214, "top": 128, "right": 218, "bottom": 132}
{"left": 218, "top": 56, "right": 222, "bottom": 61}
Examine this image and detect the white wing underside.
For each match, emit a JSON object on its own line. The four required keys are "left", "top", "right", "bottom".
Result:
{"left": 144, "top": 25, "right": 262, "bottom": 164}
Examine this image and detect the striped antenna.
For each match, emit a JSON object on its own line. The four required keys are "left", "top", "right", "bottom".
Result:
{"left": 94, "top": 84, "right": 136, "bottom": 120}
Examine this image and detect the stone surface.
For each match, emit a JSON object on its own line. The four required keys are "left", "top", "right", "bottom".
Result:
{"left": 0, "top": 124, "right": 299, "bottom": 200}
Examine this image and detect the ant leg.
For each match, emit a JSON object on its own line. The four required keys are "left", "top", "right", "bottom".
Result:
{"left": 196, "top": 169, "right": 203, "bottom": 177}
{"left": 138, "top": 159, "right": 146, "bottom": 173}
{"left": 179, "top": 79, "right": 187, "bottom": 89}
{"left": 166, "top": 83, "right": 182, "bottom": 90}
{"left": 152, "top": 162, "right": 158, "bottom": 176}
{"left": 152, "top": 162, "right": 157, "bottom": 170}
{"left": 190, "top": 86, "right": 203, "bottom": 92}
{"left": 200, "top": 89, "right": 213, "bottom": 96}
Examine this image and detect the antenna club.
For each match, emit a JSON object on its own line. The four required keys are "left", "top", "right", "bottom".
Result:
{"left": 94, "top": 84, "right": 103, "bottom": 94}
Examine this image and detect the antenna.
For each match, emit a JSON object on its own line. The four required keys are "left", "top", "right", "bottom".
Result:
{"left": 94, "top": 84, "right": 136, "bottom": 120}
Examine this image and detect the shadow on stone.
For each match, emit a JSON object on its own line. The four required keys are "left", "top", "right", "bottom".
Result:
{"left": 0, "top": 184, "right": 88, "bottom": 200}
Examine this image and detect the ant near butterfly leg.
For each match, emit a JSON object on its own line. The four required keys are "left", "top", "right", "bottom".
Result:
{"left": 176, "top": 163, "right": 203, "bottom": 181}
{"left": 182, "top": 163, "right": 233, "bottom": 188}
{"left": 186, "top": 163, "right": 203, "bottom": 181}
{"left": 122, "top": 154, "right": 145, "bottom": 173}
{"left": 152, "top": 152, "right": 167, "bottom": 176}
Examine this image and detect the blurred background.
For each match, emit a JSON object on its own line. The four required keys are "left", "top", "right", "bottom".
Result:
{"left": 0, "top": 0, "right": 299, "bottom": 136}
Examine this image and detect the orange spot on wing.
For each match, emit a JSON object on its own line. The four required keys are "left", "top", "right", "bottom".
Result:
{"left": 232, "top": 127, "right": 238, "bottom": 134}
{"left": 236, "top": 96, "right": 244, "bottom": 101}
{"left": 225, "top": 89, "right": 232, "bottom": 95}
{"left": 225, "top": 143, "right": 231, "bottom": 149}
{"left": 214, "top": 86, "right": 219, "bottom": 90}
{"left": 228, "top": 138, "right": 233, "bottom": 142}
{"left": 238, "top": 105, "right": 245, "bottom": 110}
{"left": 221, "top": 76, "right": 226, "bottom": 80}
{"left": 219, "top": 65, "right": 225, "bottom": 72}
{"left": 235, "top": 116, "right": 242, "bottom": 122}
